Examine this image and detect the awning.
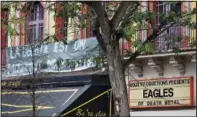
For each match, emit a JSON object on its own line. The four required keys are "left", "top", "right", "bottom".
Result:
{"left": 2, "top": 75, "right": 112, "bottom": 117}
{"left": 2, "top": 85, "right": 91, "bottom": 116}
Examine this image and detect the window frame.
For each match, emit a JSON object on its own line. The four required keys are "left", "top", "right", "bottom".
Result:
{"left": 26, "top": 3, "right": 44, "bottom": 44}
{"left": 155, "top": 2, "right": 182, "bottom": 25}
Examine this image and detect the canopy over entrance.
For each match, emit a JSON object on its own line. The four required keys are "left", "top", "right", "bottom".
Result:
{"left": 2, "top": 75, "right": 113, "bottom": 117}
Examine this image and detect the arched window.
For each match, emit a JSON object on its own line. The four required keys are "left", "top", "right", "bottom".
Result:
{"left": 26, "top": 2, "right": 44, "bottom": 44}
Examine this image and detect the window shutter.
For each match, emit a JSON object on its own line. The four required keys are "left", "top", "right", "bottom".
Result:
{"left": 80, "top": 4, "right": 83, "bottom": 39}
{"left": 1, "top": 11, "right": 6, "bottom": 49}
{"left": 139, "top": 2, "right": 142, "bottom": 40}
{"left": 1, "top": 10, "right": 7, "bottom": 69}
{"left": 181, "top": 2, "right": 190, "bottom": 49}
{"left": 24, "top": 12, "right": 27, "bottom": 45}
{"left": 74, "top": 20, "right": 76, "bottom": 39}
{"left": 55, "top": 2, "right": 64, "bottom": 40}
{"left": 19, "top": 11, "right": 22, "bottom": 45}
{"left": 147, "top": 2, "right": 150, "bottom": 37}
{"left": 141, "top": 2, "right": 148, "bottom": 41}
{"left": 14, "top": 21, "right": 16, "bottom": 46}
{"left": 152, "top": 1, "right": 156, "bottom": 28}
{"left": 119, "top": 39, "right": 124, "bottom": 55}
{"left": 187, "top": 2, "right": 191, "bottom": 48}
{"left": 14, "top": 10, "right": 20, "bottom": 46}
{"left": 86, "top": 6, "right": 89, "bottom": 38}
{"left": 82, "top": 5, "right": 86, "bottom": 39}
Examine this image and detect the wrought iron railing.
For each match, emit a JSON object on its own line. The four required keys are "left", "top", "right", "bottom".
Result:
{"left": 120, "top": 25, "right": 196, "bottom": 55}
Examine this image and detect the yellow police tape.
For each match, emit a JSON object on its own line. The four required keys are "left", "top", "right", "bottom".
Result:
{"left": 61, "top": 88, "right": 112, "bottom": 117}
{"left": 1, "top": 103, "right": 54, "bottom": 114}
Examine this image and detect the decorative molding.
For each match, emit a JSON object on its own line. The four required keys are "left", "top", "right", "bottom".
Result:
{"left": 129, "top": 61, "right": 143, "bottom": 77}
{"left": 124, "top": 51, "right": 196, "bottom": 60}
{"left": 147, "top": 58, "right": 164, "bottom": 76}
{"left": 169, "top": 56, "right": 185, "bottom": 75}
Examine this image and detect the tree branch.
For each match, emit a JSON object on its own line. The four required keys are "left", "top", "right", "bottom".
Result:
{"left": 119, "top": 3, "right": 139, "bottom": 28}
{"left": 86, "top": 2, "right": 111, "bottom": 40}
{"left": 93, "top": 18, "right": 107, "bottom": 53}
{"left": 123, "top": 22, "right": 175, "bottom": 70}
{"left": 111, "top": 2, "right": 139, "bottom": 29}
{"left": 143, "top": 22, "right": 175, "bottom": 45}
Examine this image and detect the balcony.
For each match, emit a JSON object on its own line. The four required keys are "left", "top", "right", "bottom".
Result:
{"left": 153, "top": 26, "right": 195, "bottom": 53}
{"left": 120, "top": 25, "right": 196, "bottom": 56}
{"left": 124, "top": 25, "right": 196, "bottom": 76}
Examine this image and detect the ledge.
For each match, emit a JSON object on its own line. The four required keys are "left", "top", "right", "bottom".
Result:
{"left": 124, "top": 50, "right": 196, "bottom": 60}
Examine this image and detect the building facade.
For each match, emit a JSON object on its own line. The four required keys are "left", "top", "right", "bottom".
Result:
{"left": 126, "top": 1, "right": 196, "bottom": 116}
{"left": 1, "top": 1, "right": 196, "bottom": 116}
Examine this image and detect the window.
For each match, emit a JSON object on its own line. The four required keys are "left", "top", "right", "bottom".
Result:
{"left": 155, "top": 2, "right": 182, "bottom": 52}
{"left": 26, "top": 2, "right": 44, "bottom": 44}
{"left": 73, "top": 4, "right": 95, "bottom": 39}
{"left": 155, "top": 2, "right": 181, "bottom": 25}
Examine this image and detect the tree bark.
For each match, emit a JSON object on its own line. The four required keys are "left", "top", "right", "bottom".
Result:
{"left": 31, "top": 47, "right": 36, "bottom": 117}
{"left": 85, "top": 2, "right": 131, "bottom": 116}
{"left": 32, "top": 87, "right": 36, "bottom": 117}
{"left": 106, "top": 41, "right": 130, "bottom": 117}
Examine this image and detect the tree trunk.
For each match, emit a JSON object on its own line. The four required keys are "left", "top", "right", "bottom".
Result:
{"left": 106, "top": 42, "right": 130, "bottom": 117}
{"left": 32, "top": 47, "right": 36, "bottom": 117}
{"left": 32, "top": 88, "right": 36, "bottom": 117}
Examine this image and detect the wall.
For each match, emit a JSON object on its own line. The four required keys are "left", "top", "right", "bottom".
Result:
{"left": 6, "top": 2, "right": 91, "bottom": 47}
{"left": 130, "top": 109, "right": 196, "bottom": 116}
